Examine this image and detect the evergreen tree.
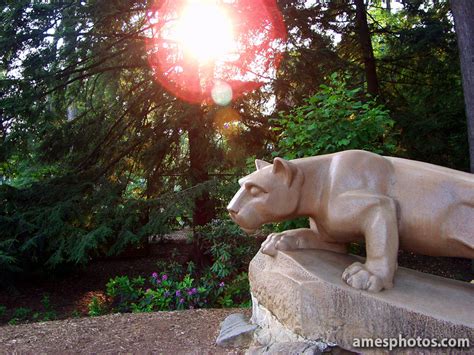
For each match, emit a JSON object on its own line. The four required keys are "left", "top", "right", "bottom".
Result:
{"left": 0, "top": 0, "right": 470, "bottom": 281}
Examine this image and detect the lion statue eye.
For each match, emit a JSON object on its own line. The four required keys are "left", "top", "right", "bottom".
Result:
{"left": 249, "top": 185, "right": 264, "bottom": 197}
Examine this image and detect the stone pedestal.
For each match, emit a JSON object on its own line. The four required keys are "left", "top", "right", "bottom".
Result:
{"left": 249, "top": 249, "right": 474, "bottom": 353}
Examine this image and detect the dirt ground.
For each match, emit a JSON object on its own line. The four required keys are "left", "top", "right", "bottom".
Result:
{"left": 0, "top": 308, "right": 251, "bottom": 354}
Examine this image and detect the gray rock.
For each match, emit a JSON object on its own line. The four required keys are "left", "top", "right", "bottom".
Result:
{"left": 216, "top": 313, "right": 258, "bottom": 348}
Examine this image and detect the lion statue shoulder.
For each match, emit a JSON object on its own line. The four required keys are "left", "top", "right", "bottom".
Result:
{"left": 227, "top": 150, "right": 474, "bottom": 292}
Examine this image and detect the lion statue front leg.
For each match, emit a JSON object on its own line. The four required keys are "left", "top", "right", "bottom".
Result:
{"left": 329, "top": 191, "right": 399, "bottom": 292}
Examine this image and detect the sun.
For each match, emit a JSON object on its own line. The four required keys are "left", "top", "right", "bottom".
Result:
{"left": 163, "top": 1, "right": 236, "bottom": 64}
{"left": 147, "top": 0, "right": 287, "bottom": 104}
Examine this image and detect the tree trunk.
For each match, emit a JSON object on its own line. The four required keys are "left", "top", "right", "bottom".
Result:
{"left": 354, "top": 0, "right": 380, "bottom": 97}
{"left": 187, "top": 107, "right": 215, "bottom": 227}
{"left": 186, "top": 105, "right": 215, "bottom": 268}
{"left": 451, "top": 0, "right": 474, "bottom": 173}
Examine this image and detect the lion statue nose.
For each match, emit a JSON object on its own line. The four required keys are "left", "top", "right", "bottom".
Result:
{"left": 227, "top": 203, "right": 238, "bottom": 219}
{"left": 227, "top": 207, "right": 237, "bottom": 216}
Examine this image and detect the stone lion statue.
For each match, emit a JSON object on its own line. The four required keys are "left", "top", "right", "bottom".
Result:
{"left": 227, "top": 150, "right": 474, "bottom": 292}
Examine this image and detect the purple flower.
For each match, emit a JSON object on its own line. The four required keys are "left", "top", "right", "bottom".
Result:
{"left": 187, "top": 290, "right": 193, "bottom": 296}
{"left": 223, "top": 122, "right": 230, "bottom": 129}
{"left": 191, "top": 288, "right": 197, "bottom": 294}
{"left": 189, "top": 305, "right": 194, "bottom": 309}
{"left": 175, "top": 290, "right": 181, "bottom": 297}
{"left": 164, "top": 291, "right": 170, "bottom": 297}
{"left": 219, "top": 281, "right": 225, "bottom": 288}
{"left": 179, "top": 298, "right": 185, "bottom": 304}
{"left": 162, "top": 274, "right": 168, "bottom": 281}
{"left": 152, "top": 272, "right": 158, "bottom": 279}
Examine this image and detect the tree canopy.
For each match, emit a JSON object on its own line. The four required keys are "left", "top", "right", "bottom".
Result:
{"left": 0, "top": 0, "right": 470, "bottom": 281}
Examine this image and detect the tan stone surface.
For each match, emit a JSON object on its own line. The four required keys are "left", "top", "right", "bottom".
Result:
{"left": 249, "top": 249, "right": 474, "bottom": 353}
{"left": 228, "top": 150, "right": 474, "bottom": 292}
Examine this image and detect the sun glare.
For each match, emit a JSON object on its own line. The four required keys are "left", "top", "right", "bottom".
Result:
{"left": 147, "top": 0, "right": 287, "bottom": 104}
{"left": 166, "top": 1, "right": 235, "bottom": 64}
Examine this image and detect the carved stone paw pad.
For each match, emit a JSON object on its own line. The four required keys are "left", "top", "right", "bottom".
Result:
{"left": 261, "top": 232, "right": 299, "bottom": 256}
{"left": 342, "top": 262, "right": 385, "bottom": 292}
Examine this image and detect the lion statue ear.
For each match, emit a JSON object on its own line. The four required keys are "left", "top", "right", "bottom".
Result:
{"left": 255, "top": 159, "right": 271, "bottom": 170}
{"left": 272, "top": 157, "right": 298, "bottom": 186}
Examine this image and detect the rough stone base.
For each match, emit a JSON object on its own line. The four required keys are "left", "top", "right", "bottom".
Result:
{"left": 249, "top": 249, "right": 474, "bottom": 354}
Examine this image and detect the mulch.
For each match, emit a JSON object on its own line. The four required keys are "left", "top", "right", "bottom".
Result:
{"left": 0, "top": 308, "right": 251, "bottom": 354}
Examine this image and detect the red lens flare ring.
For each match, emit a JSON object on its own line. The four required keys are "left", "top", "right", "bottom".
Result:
{"left": 146, "top": 0, "right": 287, "bottom": 105}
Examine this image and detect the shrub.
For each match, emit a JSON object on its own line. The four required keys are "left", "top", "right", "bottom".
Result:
{"left": 6, "top": 294, "right": 57, "bottom": 324}
{"left": 195, "top": 219, "right": 260, "bottom": 278}
{"left": 88, "top": 296, "right": 107, "bottom": 317}
{"left": 35, "top": 293, "right": 57, "bottom": 321}
{"left": 8, "top": 307, "right": 32, "bottom": 325}
{"left": 90, "top": 218, "right": 259, "bottom": 314}
{"left": 106, "top": 276, "right": 145, "bottom": 313}
{"left": 274, "top": 72, "right": 399, "bottom": 159}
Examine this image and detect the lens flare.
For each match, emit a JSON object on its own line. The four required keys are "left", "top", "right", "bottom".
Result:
{"left": 211, "top": 80, "right": 233, "bottom": 106}
{"left": 147, "top": 0, "right": 287, "bottom": 105}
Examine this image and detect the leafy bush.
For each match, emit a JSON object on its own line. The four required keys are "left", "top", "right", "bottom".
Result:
{"left": 88, "top": 296, "right": 107, "bottom": 317}
{"left": 90, "top": 219, "right": 259, "bottom": 314}
{"left": 8, "top": 307, "right": 32, "bottom": 325}
{"left": 106, "top": 275, "right": 146, "bottom": 313}
{"left": 274, "top": 72, "right": 399, "bottom": 159}
{"left": 93, "top": 271, "right": 226, "bottom": 313}
{"left": 33, "top": 294, "right": 57, "bottom": 321}
{"left": 195, "top": 219, "right": 260, "bottom": 279}
{"left": 4, "top": 294, "right": 57, "bottom": 324}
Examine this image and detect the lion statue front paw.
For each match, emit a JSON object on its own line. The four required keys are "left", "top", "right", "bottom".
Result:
{"left": 342, "top": 262, "right": 393, "bottom": 292}
{"left": 261, "top": 232, "right": 300, "bottom": 256}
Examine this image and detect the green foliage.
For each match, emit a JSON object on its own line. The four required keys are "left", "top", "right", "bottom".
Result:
{"left": 95, "top": 269, "right": 249, "bottom": 313}
{"left": 71, "top": 309, "right": 81, "bottom": 318}
{"left": 195, "top": 219, "right": 260, "bottom": 280}
{"left": 274, "top": 73, "right": 399, "bottom": 160}
{"left": 106, "top": 276, "right": 145, "bottom": 313}
{"left": 36, "top": 294, "right": 57, "bottom": 321}
{"left": 271, "top": 217, "right": 310, "bottom": 234}
{"left": 0, "top": 239, "right": 20, "bottom": 284}
{"left": 89, "top": 219, "right": 258, "bottom": 314}
{"left": 88, "top": 296, "right": 107, "bottom": 317}
{"left": 218, "top": 272, "right": 252, "bottom": 308}
{"left": 0, "top": 176, "right": 216, "bottom": 283}
{"left": 369, "top": 2, "right": 468, "bottom": 170}
{"left": 0, "top": 305, "right": 6, "bottom": 317}
{"left": 6, "top": 294, "right": 57, "bottom": 324}
{"left": 0, "top": 0, "right": 266, "bottom": 283}
{"left": 8, "top": 307, "right": 32, "bottom": 325}
{"left": 348, "top": 242, "right": 366, "bottom": 257}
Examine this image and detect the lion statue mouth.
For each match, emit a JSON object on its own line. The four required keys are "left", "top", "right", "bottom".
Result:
{"left": 241, "top": 227, "right": 257, "bottom": 234}
{"left": 228, "top": 212, "right": 258, "bottom": 234}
